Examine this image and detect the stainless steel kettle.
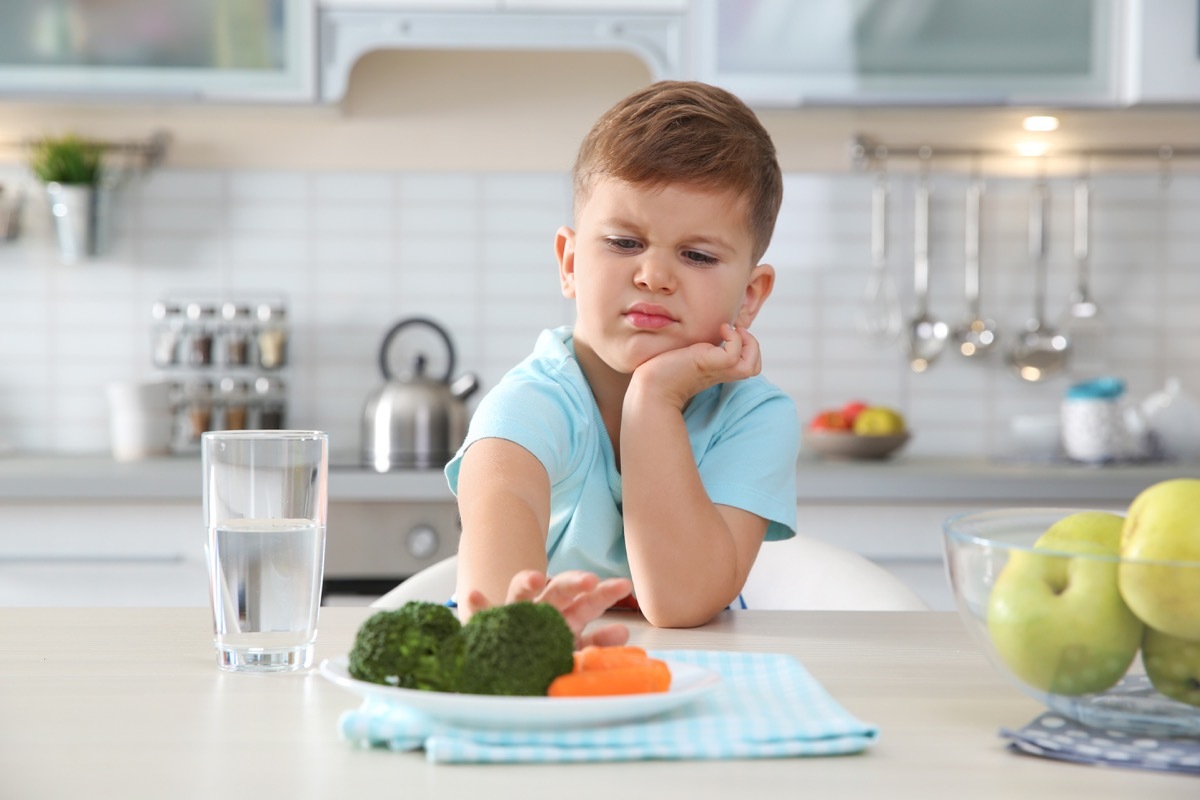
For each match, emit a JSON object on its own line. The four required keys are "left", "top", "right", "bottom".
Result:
{"left": 361, "top": 317, "right": 479, "bottom": 471}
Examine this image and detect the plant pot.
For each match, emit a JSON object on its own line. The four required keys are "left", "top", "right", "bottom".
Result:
{"left": 45, "top": 181, "right": 106, "bottom": 263}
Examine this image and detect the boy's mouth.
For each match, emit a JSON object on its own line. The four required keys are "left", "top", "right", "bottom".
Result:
{"left": 624, "top": 303, "right": 677, "bottom": 329}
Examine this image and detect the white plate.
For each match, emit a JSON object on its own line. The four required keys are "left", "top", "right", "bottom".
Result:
{"left": 319, "top": 655, "right": 721, "bottom": 729}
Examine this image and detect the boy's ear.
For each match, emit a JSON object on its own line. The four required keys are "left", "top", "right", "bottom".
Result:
{"left": 556, "top": 225, "right": 577, "bottom": 299}
{"left": 735, "top": 263, "right": 775, "bottom": 329}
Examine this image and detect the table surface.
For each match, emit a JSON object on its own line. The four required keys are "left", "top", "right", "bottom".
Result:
{"left": 1, "top": 607, "right": 1194, "bottom": 798}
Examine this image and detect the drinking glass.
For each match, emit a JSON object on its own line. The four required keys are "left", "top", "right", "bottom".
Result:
{"left": 202, "top": 430, "right": 328, "bottom": 672}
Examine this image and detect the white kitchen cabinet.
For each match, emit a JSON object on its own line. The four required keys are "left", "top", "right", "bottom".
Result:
{"left": 0, "top": 0, "right": 317, "bottom": 102}
{"left": 0, "top": 501, "right": 207, "bottom": 607}
{"left": 1128, "top": 0, "right": 1200, "bottom": 103}
{"left": 317, "top": 3, "right": 685, "bottom": 102}
{"left": 790, "top": 499, "right": 1128, "bottom": 612}
{"left": 692, "top": 0, "right": 1122, "bottom": 107}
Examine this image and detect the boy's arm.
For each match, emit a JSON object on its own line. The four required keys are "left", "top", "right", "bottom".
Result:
{"left": 454, "top": 437, "right": 553, "bottom": 614}
{"left": 453, "top": 438, "right": 634, "bottom": 645}
{"left": 620, "top": 324, "right": 773, "bottom": 628}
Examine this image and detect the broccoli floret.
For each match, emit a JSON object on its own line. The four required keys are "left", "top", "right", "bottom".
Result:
{"left": 348, "top": 601, "right": 463, "bottom": 691}
{"left": 458, "top": 601, "right": 575, "bottom": 696}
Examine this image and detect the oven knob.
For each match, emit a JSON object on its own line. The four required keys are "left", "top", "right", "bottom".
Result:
{"left": 406, "top": 524, "right": 440, "bottom": 560}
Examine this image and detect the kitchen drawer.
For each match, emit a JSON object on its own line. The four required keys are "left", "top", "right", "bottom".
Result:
{"left": 0, "top": 501, "right": 200, "bottom": 560}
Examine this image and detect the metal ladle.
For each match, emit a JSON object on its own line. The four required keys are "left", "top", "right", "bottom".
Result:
{"left": 1007, "top": 180, "right": 1070, "bottom": 382}
{"left": 858, "top": 169, "right": 902, "bottom": 344}
{"left": 952, "top": 171, "right": 999, "bottom": 358}
{"left": 906, "top": 167, "right": 948, "bottom": 372}
{"left": 1067, "top": 169, "right": 1100, "bottom": 320}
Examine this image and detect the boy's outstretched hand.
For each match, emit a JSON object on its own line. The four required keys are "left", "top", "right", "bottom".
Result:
{"left": 462, "top": 570, "right": 633, "bottom": 650}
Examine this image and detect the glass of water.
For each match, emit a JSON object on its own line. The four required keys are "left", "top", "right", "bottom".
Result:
{"left": 202, "top": 430, "right": 328, "bottom": 672}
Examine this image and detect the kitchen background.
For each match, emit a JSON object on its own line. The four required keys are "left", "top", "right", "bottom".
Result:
{"left": 3, "top": 2, "right": 1200, "bottom": 612}
{"left": 1, "top": 45, "right": 1197, "bottom": 458}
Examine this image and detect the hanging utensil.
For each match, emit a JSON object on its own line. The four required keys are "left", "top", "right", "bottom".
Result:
{"left": 858, "top": 169, "right": 902, "bottom": 344}
{"left": 952, "top": 168, "right": 999, "bottom": 358}
{"left": 1067, "top": 166, "right": 1100, "bottom": 320}
{"left": 906, "top": 164, "right": 948, "bottom": 372}
{"left": 1006, "top": 179, "right": 1070, "bottom": 382}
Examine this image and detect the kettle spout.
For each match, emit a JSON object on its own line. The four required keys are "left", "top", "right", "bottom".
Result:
{"left": 450, "top": 373, "right": 480, "bottom": 401}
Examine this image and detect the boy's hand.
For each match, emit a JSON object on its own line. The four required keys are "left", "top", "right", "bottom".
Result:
{"left": 462, "top": 570, "right": 632, "bottom": 649}
{"left": 632, "top": 322, "right": 762, "bottom": 410}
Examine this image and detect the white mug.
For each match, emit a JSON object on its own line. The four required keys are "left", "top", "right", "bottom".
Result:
{"left": 106, "top": 380, "right": 173, "bottom": 461}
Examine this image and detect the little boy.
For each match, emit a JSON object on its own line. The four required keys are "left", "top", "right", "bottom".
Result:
{"left": 446, "top": 81, "right": 799, "bottom": 633}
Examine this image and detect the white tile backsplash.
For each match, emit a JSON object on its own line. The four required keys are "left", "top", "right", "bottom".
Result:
{"left": 1, "top": 168, "right": 1198, "bottom": 457}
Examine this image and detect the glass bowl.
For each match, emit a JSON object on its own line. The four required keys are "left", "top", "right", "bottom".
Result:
{"left": 943, "top": 508, "right": 1200, "bottom": 737}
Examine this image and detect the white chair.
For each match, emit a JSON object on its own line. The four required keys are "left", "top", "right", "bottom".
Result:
{"left": 741, "top": 534, "right": 928, "bottom": 611}
{"left": 371, "top": 555, "right": 459, "bottom": 609}
{"left": 373, "top": 536, "right": 928, "bottom": 612}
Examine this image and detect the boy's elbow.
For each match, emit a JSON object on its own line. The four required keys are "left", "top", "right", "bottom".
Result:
{"left": 638, "top": 599, "right": 725, "bottom": 629}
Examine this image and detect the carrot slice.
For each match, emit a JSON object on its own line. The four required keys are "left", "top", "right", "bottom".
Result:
{"left": 572, "top": 645, "right": 649, "bottom": 672}
{"left": 548, "top": 660, "right": 672, "bottom": 697}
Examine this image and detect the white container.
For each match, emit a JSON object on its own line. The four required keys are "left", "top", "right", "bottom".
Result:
{"left": 105, "top": 380, "right": 173, "bottom": 462}
{"left": 1060, "top": 377, "right": 1130, "bottom": 464}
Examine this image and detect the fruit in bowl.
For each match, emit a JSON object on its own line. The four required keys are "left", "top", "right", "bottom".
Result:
{"left": 803, "top": 401, "right": 910, "bottom": 460}
{"left": 942, "top": 479, "right": 1200, "bottom": 737}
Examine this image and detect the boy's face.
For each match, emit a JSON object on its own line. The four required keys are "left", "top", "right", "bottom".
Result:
{"left": 556, "top": 177, "right": 774, "bottom": 376}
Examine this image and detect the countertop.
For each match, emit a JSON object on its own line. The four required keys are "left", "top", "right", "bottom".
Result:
{"left": 2, "top": 452, "right": 1199, "bottom": 504}
{"left": 1, "top": 607, "right": 1193, "bottom": 798}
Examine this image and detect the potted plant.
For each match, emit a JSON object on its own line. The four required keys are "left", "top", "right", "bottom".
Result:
{"left": 28, "top": 133, "right": 107, "bottom": 263}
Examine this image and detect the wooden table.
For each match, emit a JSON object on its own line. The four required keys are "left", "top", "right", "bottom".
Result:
{"left": 1, "top": 608, "right": 1194, "bottom": 798}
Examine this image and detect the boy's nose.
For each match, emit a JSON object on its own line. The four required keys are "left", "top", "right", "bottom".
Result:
{"left": 633, "top": 253, "right": 675, "bottom": 293}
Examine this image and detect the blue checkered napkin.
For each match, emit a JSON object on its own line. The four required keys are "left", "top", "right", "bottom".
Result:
{"left": 338, "top": 649, "right": 879, "bottom": 764}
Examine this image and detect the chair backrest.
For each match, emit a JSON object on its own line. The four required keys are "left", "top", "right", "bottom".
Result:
{"left": 741, "top": 534, "right": 928, "bottom": 611}
{"left": 370, "top": 537, "right": 929, "bottom": 612}
{"left": 370, "top": 555, "right": 459, "bottom": 609}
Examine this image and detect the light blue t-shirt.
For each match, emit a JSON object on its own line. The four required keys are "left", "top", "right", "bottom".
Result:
{"left": 445, "top": 326, "right": 799, "bottom": 581}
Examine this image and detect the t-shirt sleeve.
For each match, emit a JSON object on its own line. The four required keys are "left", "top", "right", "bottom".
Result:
{"left": 697, "top": 389, "right": 799, "bottom": 541}
{"left": 445, "top": 376, "right": 581, "bottom": 494}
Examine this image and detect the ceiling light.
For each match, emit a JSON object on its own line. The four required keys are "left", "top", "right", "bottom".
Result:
{"left": 1023, "top": 115, "right": 1059, "bottom": 132}
{"left": 1017, "top": 141, "right": 1049, "bottom": 157}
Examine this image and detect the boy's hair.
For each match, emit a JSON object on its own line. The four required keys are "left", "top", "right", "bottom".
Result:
{"left": 572, "top": 80, "right": 783, "bottom": 263}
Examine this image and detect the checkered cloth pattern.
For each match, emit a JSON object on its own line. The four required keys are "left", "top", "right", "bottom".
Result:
{"left": 338, "top": 649, "right": 879, "bottom": 764}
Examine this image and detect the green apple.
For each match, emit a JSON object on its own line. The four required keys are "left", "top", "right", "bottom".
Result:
{"left": 987, "top": 511, "right": 1143, "bottom": 695}
{"left": 852, "top": 407, "right": 905, "bottom": 436}
{"left": 1142, "top": 626, "right": 1200, "bottom": 706}
{"left": 1118, "top": 478, "right": 1200, "bottom": 641}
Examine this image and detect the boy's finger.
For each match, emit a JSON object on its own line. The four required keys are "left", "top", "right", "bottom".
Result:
{"left": 581, "top": 622, "right": 631, "bottom": 649}
{"left": 505, "top": 569, "right": 549, "bottom": 603}
{"left": 462, "top": 589, "right": 493, "bottom": 616}
{"left": 534, "top": 570, "right": 599, "bottom": 606}
{"left": 559, "top": 577, "right": 633, "bottom": 628}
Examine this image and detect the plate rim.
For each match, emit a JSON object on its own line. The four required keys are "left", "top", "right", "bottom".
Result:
{"left": 318, "top": 653, "right": 721, "bottom": 728}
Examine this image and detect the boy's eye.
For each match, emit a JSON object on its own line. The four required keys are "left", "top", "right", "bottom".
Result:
{"left": 682, "top": 250, "right": 719, "bottom": 267}
{"left": 606, "top": 236, "right": 642, "bottom": 252}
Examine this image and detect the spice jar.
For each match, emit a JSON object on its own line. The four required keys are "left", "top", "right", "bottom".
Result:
{"left": 255, "top": 302, "right": 288, "bottom": 370}
{"left": 218, "top": 302, "right": 253, "bottom": 367}
{"left": 150, "top": 301, "right": 183, "bottom": 368}
{"left": 218, "top": 376, "right": 250, "bottom": 430}
{"left": 183, "top": 302, "right": 217, "bottom": 367}
{"left": 254, "top": 376, "right": 287, "bottom": 429}
{"left": 182, "top": 379, "right": 214, "bottom": 442}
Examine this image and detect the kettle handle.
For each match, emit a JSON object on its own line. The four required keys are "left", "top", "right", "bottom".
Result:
{"left": 379, "top": 317, "right": 456, "bottom": 382}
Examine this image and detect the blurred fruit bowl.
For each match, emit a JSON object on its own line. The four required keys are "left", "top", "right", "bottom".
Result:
{"left": 942, "top": 507, "right": 1200, "bottom": 737}
{"left": 802, "top": 430, "right": 910, "bottom": 460}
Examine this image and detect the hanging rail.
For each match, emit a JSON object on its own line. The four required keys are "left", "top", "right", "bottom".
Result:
{"left": 849, "top": 134, "right": 1200, "bottom": 172}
